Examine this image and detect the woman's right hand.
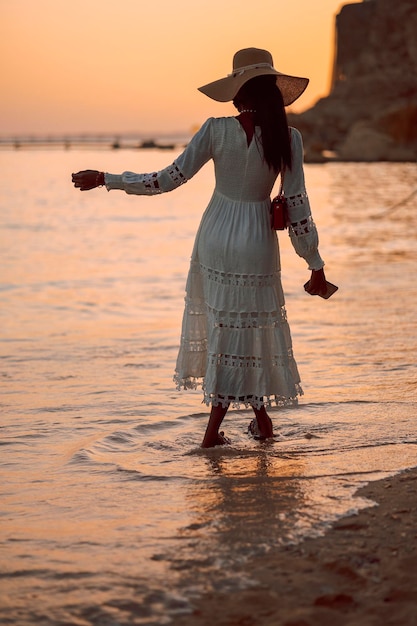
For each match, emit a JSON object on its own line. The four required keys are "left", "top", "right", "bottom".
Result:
{"left": 72, "top": 170, "right": 104, "bottom": 191}
{"left": 305, "top": 268, "right": 327, "bottom": 296}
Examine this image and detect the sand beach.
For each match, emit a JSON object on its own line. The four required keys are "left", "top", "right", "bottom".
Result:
{"left": 173, "top": 467, "right": 417, "bottom": 626}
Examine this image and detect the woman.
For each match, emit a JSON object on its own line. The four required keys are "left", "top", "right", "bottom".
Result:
{"left": 72, "top": 48, "right": 328, "bottom": 448}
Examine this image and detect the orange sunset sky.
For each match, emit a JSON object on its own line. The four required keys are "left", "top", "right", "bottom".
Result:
{"left": 1, "top": 0, "right": 361, "bottom": 136}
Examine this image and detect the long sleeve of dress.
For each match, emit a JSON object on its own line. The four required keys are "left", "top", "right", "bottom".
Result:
{"left": 104, "top": 119, "right": 214, "bottom": 195}
{"left": 283, "top": 128, "right": 324, "bottom": 271}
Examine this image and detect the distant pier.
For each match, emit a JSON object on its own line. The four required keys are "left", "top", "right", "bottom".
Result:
{"left": 0, "top": 134, "right": 187, "bottom": 150}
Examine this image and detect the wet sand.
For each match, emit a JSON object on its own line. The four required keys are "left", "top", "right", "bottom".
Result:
{"left": 173, "top": 467, "right": 417, "bottom": 626}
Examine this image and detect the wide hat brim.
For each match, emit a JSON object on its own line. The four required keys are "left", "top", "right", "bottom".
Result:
{"left": 198, "top": 68, "right": 309, "bottom": 107}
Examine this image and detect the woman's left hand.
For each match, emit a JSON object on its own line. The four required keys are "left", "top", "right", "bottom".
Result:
{"left": 72, "top": 170, "right": 103, "bottom": 191}
{"left": 305, "top": 268, "right": 327, "bottom": 296}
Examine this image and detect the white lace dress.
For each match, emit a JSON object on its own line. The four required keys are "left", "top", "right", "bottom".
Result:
{"left": 105, "top": 117, "right": 324, "bottom": 409}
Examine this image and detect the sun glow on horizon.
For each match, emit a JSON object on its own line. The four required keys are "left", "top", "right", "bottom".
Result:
{"left": 1, "top": 0, "right": 362, "bottom": 135}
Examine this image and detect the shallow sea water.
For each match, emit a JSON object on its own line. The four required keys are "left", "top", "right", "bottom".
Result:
{"left": 1, "top": 149, "right": 417, "bottom": 624}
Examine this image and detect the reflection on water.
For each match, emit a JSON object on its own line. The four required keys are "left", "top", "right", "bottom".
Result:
{"left": 185, "top": 451, "right": 306, "bottom": 550}
{"left": 0, "top": 151, "right": 417, "bottom": 624}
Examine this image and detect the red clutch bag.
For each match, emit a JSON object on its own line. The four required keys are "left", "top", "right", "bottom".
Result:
{"left": 270, "top": 194, "right": 288, "bottom": 230}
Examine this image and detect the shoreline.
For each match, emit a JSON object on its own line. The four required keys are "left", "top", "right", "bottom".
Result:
{"left": 173, "top": 466, "right": 417, "bottom": 626}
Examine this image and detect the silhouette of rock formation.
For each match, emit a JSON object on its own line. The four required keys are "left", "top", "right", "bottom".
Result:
{"left": 289, "top": 0, "right": 417, "bottom": 161}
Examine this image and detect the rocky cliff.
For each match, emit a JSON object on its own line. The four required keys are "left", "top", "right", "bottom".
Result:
{"left": 289, "top": 0, "right": 417, "bottom": 161}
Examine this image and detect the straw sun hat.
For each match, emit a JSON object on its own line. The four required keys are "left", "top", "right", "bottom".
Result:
{"left": 198, "top": 48, "right": 309, "bottom": 106}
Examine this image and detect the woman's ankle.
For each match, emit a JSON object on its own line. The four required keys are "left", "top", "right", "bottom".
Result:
{"left": 201, "top": 404, "right": 230, "bottom": 447}
{"left": 252, "top": 407, "right": 273, "bottom": 438}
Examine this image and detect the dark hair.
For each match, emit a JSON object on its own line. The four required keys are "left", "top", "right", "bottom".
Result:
{"left": 233, "top": 75, "right": 292, "bottom": 172}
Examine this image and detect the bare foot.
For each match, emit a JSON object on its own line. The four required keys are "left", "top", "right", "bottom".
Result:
{"left": 201, "top": 431, "right": 231, "bottom": 448}
{"left": 217, "top": 431, "right": 231, "bottom": 445}
{"left": 201, "top": 405, "right": 230, "bottom": 448}
{"left": 248, "top": 417, "right": 274, "bottom": 440}
{"left": 254, "top": 405, "right": 274, "bottom": 439}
